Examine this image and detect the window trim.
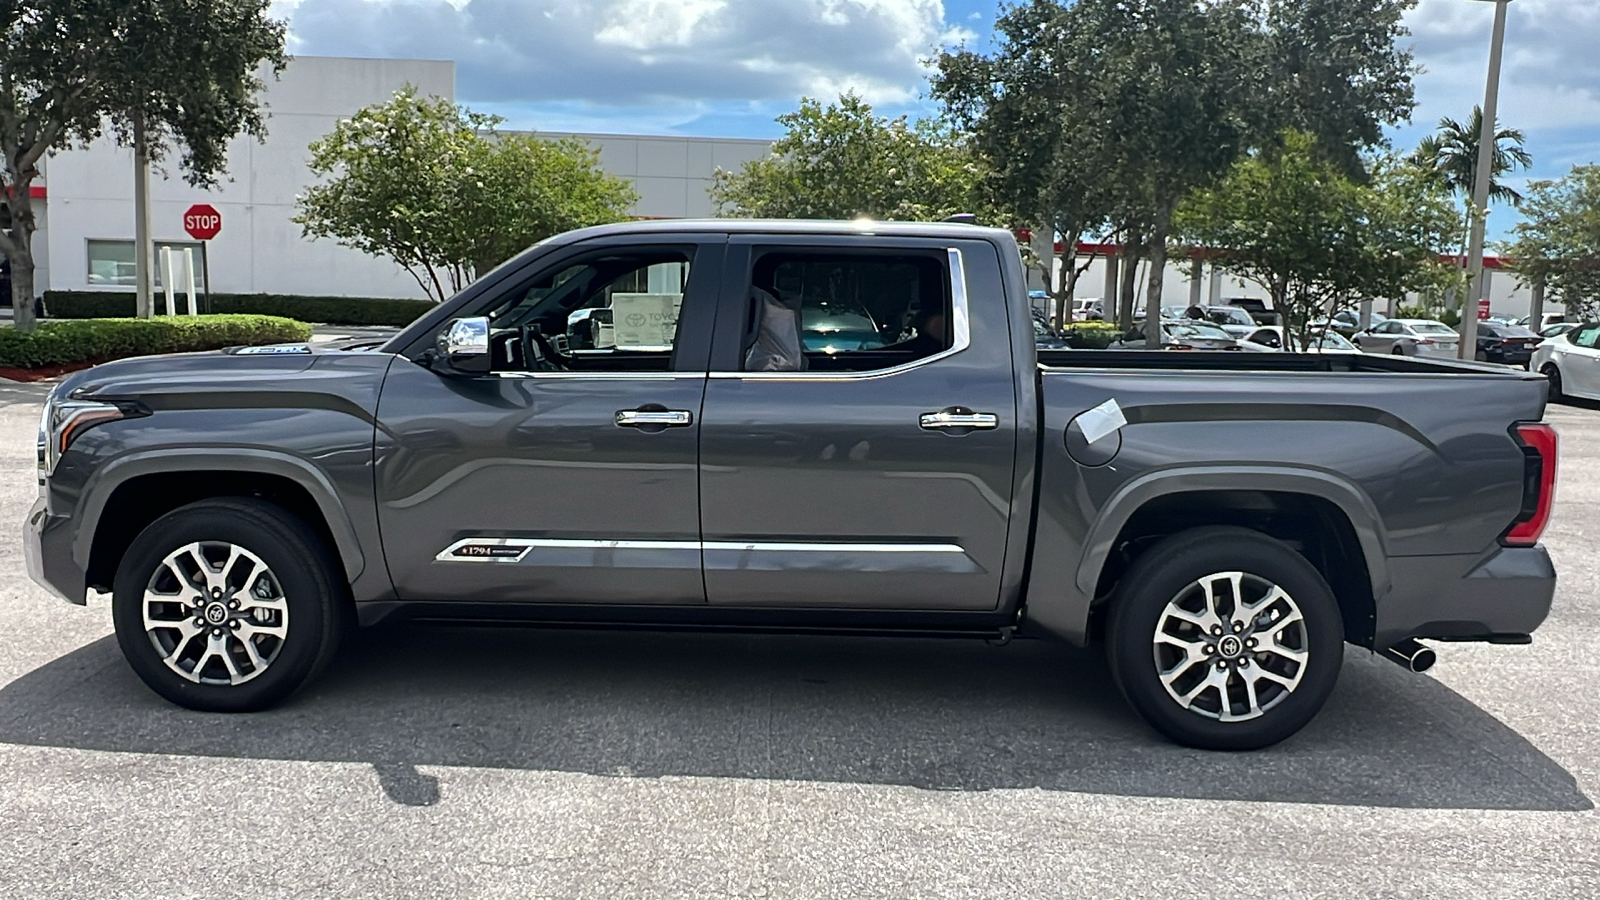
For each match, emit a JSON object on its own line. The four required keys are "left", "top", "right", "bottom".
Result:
{"left": 708, "top": 247, "right": 971, "bottom": 381}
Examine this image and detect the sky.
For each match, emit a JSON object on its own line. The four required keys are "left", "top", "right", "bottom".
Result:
{"left": 269, "top": 0, "right": 1600, "bottom": 231}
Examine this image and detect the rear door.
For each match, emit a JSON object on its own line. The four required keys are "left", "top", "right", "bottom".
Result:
{"left": 374, "top": 237, "right": 723, "bottom": 605}
{"left": 695, "top": 237, "right": 1018, "bottom": 610}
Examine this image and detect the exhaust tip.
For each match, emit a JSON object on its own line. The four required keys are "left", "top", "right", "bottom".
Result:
{"left": 1383, "top": 639, "right": 1436, "bottom": 673}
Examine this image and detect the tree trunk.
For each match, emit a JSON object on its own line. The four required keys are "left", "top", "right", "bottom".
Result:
{"left": 1116, "top": 233, "right": 1140, "bottom": 331}
{"left": 1143, "top": 205, "right": 1173, "bottom": 348}
{"left": 1, "top": 180, "right": 40, "bottom": 332}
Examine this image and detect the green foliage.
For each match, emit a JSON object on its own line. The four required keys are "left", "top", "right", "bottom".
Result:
{"left": 0, "top": 0, "right": 288, "bottom": 330}
{"left": 710, "top": 94, "right": 982, "bottom": 221}
{"left": 1177, "top": 132, "right": 1458, "bottom": 346}
{"left": 43, "top": 291, "right": 433, "bottom": 327}
{"left": 933, "top": 0, "right": 1417, "bottom": 333}
{"left": 0, "top": 315, "right": 310, "bottom": 369}
{"left": 1060, "top": 322, "right": 1125, "bottom": 350}
{"left": 1505, "top": 165, "right": 1600, "bottom": 321}
{"left": 1412, "top": 107, "right": 1534, "bottom": 206}
{"left": 295, "top": 88, "right": 638, "bottom": 302}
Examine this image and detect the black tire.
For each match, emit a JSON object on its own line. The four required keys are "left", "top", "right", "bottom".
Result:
{"left": 1475, "top": 349, "right": 1489, "bottom": 362}
{"left": 1542, "top": 363, "right": 1565, "bottom": 404}
{"left": 1105, "top": 526, "right": 1344, "bottom": 750}
{"left": 1391, "top": 345, "right": 1407, "bottom": 356}
{"left": 112, "top": 498, "right": 347, "bottom": 712}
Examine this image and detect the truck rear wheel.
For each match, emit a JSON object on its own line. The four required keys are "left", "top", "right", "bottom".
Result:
{"left": 111, "top": 498, "right": 347, "bottom": 712}
{"left": 1105, "top": 527, "right": 1343, "bottom": 750}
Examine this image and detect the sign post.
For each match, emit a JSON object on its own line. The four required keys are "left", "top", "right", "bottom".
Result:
{"left": 183, "top": 204, "right": 221, "bottom": 315}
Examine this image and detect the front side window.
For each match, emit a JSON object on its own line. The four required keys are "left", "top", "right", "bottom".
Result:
{"left": 1572, "top": 325, "right": 1600, "bottom": 349}
{"left": 741, "top": 251, "right": 953, "bottom": 373}
{"left": 480, "top": 249, "right": 693, "bottom": 372}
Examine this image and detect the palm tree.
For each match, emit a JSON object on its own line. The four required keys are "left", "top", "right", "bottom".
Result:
{"left": 1412, "top": 107, "right": 1534, "bottom": 275}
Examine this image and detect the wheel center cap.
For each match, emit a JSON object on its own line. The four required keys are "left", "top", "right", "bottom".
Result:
{"left": 204, "top": 603, "right": 229, "bottom": 625}
{"left": 1216, "top": 634, "right": 1243, "bottom": 659}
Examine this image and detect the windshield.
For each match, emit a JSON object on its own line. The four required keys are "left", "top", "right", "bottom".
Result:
{"left": 1207, "top": 308, "right": 1255, "bottom": 327}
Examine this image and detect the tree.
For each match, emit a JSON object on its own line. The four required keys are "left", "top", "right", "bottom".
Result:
{"left": 295, "top": 89, "right": 637, "bottom": 302}
{"left": 0, "top": 0, "right": 287, "bottom": 330}
{"left": 1412, "top": 106, "right": 1534, "bottom": 286}
{"left": 1178, "top": 131, "right": 1457, "bottom": 349}
{"left": 710, "top": 94, "right": 981, "bottom": 221}
{"left": 933, "top": 1, "right": 1116, "bottom": 321}
{"left": 1505, "top": 166, "right": 1600, "bottom": 321}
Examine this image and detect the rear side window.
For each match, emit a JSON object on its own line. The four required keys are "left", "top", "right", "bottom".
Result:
{"left": 1412, "top": 322, "right": 1456, "bottom": 335}
{"left": 1573, "top": 325, "right": 1600, "bottom": 349}
{"left": 740, "top": 251, "right": 954, "bottom": 373}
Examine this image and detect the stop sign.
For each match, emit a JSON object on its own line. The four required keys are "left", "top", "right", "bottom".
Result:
{"left": 183, "top": 204, "right": 222, "bottom": 241}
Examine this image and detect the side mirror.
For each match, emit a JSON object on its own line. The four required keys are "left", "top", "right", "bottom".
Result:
{"left": 434, "top": 317, "right": 491, "bottom": 375}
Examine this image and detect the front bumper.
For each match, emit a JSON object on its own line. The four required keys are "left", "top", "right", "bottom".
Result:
{"left": 24, "top": 497, "right": 85, "bottom": 605}
{"left": 1375, "top": 546, "right": 1555, "bottom": 648}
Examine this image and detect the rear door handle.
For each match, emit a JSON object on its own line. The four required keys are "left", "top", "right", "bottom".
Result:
{"left": 920, "top": 408, "right": 999, "bottom": 431}
{"left": 616, "top": 409, "right": 693, "bottom": 428}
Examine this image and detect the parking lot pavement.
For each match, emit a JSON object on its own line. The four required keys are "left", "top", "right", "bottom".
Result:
{"left": 1, "top": 396, "right": 1598, "bottom": 899}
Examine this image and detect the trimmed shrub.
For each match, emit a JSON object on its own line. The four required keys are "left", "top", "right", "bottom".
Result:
{"left": 0, "top": 316, "right": 312, "bottom": 369}
{"left": 1061, "top": 321, "right": 1125, "bottom": 350}
{"left": 43, "top": 291, "right": 434, "bottom": 327}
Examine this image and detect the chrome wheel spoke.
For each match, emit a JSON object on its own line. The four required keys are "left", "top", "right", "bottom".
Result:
{"left": 235, "top": 619, "right": 287, "bottom": 643}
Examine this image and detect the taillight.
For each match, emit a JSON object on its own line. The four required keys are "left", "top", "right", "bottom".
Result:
{"left": 1414, "top": 338, "right": 1435, "bottom": 345}
{"left": 1168, "top": 344, "right": 1195, "bottom": 351}
{"left": 1502, "top": 422, "right": 1558, "bottom": 546}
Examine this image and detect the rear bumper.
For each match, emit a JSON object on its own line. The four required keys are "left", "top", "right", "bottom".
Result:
{"left": 24, "top": 497, "right": 85, "bottom": 605}
{"left": 1375, "top": 546, "right": 1555, "bottom": 647}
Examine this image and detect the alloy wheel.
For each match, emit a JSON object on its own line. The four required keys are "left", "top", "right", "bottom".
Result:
{"left": 1152, "top": 571, "right": 1309, "bottom": 722}
{"left": 141, "top": 541, "right": 289, "bottom": 685}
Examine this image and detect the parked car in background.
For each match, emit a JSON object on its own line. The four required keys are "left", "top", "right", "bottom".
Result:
{"left": 1194, "top": 305, "right": 1259, "bottom": 338}
{"left": 1317, "top": 309, "right": 1388, "bottom": 338}
{"left": 1107, "top": 320, "right": 1241, "bottom": 351}
{"left": 1539, "top": 322, "right": 1579, "bottom": 341}
{"left": 1225, "top": 297, "right": 1279, "bottom": 325}
{"left": 1033, "top": 316, "right": 1070, "bottom": 350}
{"left": 1520, "top": 313, "right": 1566, "bottom": 332}
{"left": 1468, "top": 321, "right": 1542, "bottom": 367}
{"left": 1354, "top": 319, "right": 1461, "bottom": 359}
{"left": 1532, "top": 322, "right": 1600, "bottom": 403}
{"left": 1242, "top": 326, "right": 1359, "bottom": 353}
{"left": 1072, "top": 298, "right": 1105, "bottom": 321}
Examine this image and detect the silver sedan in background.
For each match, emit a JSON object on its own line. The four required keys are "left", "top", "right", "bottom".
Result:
{"left": 1354, "top": 318, "right": 1461, "bottom": 358}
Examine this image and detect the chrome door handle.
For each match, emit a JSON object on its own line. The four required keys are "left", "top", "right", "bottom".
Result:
{"left": 616, "top": 409, "right": 693, "bottom": 428}
{"left": 920, "top": 409, "right": 999, "bottom": 430}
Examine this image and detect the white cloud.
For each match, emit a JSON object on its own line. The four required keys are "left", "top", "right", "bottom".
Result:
{"left": 281, "top": 0, "right": 964, "bottom": 113}
{"left": 1403, "top": 0, "right": 1600, "bottom": 149}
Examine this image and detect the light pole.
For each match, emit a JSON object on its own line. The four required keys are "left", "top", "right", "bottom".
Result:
{"left": 1460, "top": 0, "right": 1512, "bottom": 360}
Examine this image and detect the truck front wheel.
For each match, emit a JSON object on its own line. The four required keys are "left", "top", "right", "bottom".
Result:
{"left": 1105, "top": 527, "right": 1344, "bottom": 750}
{"left": 111, "top": 498, "right": 347, "bottom": 712}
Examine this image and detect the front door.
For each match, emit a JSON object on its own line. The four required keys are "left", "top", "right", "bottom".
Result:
{"left": 375, "top": 240, "right": 722, "bottom": 605}
{"left": 696, "top": 238, "right": 1018, "bottom": 610}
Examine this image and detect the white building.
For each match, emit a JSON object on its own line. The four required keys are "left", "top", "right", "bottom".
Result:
{"left": 30, "top": 56, "right": 772, "bottom": 301}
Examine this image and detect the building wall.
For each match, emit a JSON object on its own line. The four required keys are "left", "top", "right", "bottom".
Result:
{"left": 542, "top": 132, "right": 773, "bottom": 219}
{"left": 40, "top": 56, "right": 456, "bottom": 300}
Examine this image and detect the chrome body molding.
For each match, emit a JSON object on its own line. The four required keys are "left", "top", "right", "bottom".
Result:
{"left": 436, "top": 538, "right": 976, "bottom": 573}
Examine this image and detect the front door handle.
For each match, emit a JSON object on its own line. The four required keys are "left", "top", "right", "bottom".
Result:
{"left": 920, "top": 408, "right": 999, "bottom": 431}
{"left": 616, "top": 409, "right": 693, "bottom": 428}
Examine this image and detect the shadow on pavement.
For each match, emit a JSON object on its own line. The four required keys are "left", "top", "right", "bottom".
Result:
{"left": 0, "top": 625, "right": 1588, "bottom": 812}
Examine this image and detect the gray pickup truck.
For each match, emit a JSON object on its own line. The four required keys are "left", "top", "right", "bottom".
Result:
{"left": 26, "top": 220, "right": 1559, "bottom": 749}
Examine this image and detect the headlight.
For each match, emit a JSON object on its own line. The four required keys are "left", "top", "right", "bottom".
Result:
{"left": 38, "top": 391, "right": 141, "bottom": 477}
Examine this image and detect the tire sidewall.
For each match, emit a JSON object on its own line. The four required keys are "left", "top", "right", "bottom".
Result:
{"left": 1542, "top": 364, "right": 1563, "bottom": 402}
{"left": 112, "top": 502, "right": 336, "bottom": 712}
{"left": 1107, "top": 528, "right": 1345, "bottom": 751}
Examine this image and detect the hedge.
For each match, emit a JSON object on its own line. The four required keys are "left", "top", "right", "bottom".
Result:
{"left": 0, "top": 315, "right": 312, "bottom": 369}
{"left": 1061, "top": 321, "right": 1125, "bottom": 350}
{"left": 43, "top": 291, "right": 434, "bottom": 327}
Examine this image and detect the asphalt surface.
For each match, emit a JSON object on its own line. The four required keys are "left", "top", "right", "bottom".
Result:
{"left": 1, "top": 383, "right": 1597, "bottom": 898}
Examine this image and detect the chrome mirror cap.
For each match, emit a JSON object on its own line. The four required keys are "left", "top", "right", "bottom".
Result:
{"left": 436, "top": 317, "right": 492, "bottom": 375}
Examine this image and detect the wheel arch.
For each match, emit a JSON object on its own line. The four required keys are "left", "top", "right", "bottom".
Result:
{"left": 1069, "top": 468, "right": 1388, "bottom": 648}
{"left": 78, "top": 450, "right": 365, "bottom": 591}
